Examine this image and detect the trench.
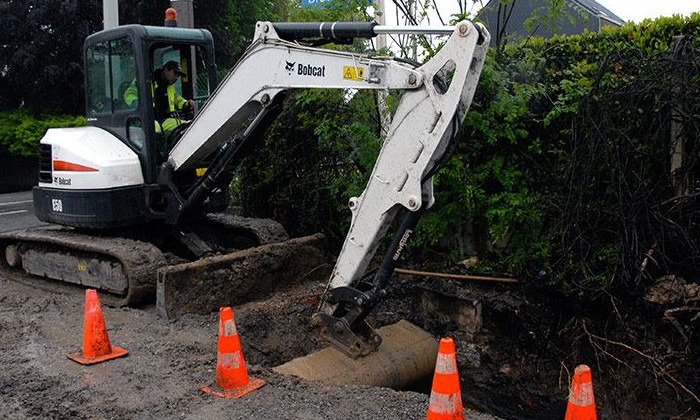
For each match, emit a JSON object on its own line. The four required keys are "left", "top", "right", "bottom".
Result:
{"left": 224, "top": 274, "right": 439, "bottom": 393}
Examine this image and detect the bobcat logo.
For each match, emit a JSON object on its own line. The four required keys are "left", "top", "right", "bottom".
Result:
{"left": 285, "top": 61, "right": 296, "bottom": 73}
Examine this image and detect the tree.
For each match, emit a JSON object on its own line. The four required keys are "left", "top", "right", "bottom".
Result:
{"left": 0, "top": 0, "right": 103, "bottom": 114}
{"left": 204, "top": 0, "right": 286, "bottom": 68}
{"left": 0, "top": 0, "right": 287, "bottom": 114}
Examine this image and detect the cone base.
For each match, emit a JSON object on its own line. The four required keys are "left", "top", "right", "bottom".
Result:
{"left": 67, "top": 346, "right": 129, "bottom": 365}
{"left": 565, "top": 404, "right": 597, "bottom": 420}
{"left": 201, "top": 377, "right": 266, "bottom": 399}
{"left": 427, "top": 408, "right": 465, "bottom": 420}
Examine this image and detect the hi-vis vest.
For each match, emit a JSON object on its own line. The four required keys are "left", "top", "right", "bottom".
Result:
{"left": 123, "top": 77, "right": 188, "bottom": 133}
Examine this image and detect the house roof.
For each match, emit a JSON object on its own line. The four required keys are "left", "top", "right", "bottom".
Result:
{"left": 571, "top": 0, "right": 625, "bottom": 25}
{"left": 478, "top": 0, "right": 625, "bottom": 26}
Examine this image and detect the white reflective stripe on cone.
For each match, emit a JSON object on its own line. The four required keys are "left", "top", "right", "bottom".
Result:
{"left": 428, "top": 391, "right": 459, "bottom": 414}
{"left": 435, "top": 353, "right": 457, "bottom": 375}
{"left": 219, "top": 351, "right": 242, "bottom": 369}
{"left": 569, "top": 382, "right": 594, "bottom": 406}
{"left": 223, "top": 319, "right": 238, "bottom": 336}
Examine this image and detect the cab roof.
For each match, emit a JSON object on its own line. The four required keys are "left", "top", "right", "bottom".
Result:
{"left": 84, "top": 24, "right": 214, "bottom": 47}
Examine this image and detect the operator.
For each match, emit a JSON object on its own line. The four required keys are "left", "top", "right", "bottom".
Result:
{"left": 123, "top": 60, "right": 195, "bottom": 136}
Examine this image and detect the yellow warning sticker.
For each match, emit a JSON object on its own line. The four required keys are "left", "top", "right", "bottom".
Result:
{"left": 196, "top": 168, "right": 208, "bottom": 177}
{"left": 343, "top": 66, "right": 365, "bottom": 81}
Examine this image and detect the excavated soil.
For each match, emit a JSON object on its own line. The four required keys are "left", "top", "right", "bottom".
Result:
{"left": 0, "top": 259, "right": 500, "bottom": 420}
{"left": 377, "top": 272, "right": 700, "bottom": 420}
{"left": 1, "top": 244, "right": 697, "bottom": 419}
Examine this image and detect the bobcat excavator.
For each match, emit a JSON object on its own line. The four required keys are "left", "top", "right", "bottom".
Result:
{"left": 0, "top": 16, "right": 489, "bottom": 359}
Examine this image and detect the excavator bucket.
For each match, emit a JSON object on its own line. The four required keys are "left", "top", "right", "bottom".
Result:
{"left": 156, "top": 234, "right": 326, "bottom": 319}
{"left": 0, "top": 217, "right": 327, "bottom": 316}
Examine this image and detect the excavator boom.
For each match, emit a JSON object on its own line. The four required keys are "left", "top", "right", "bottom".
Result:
{"left": 169, "top": 21, "right": 427, "bottom": 170}
{"left": 165, "top": 20, "right": 489, "bottom": 357}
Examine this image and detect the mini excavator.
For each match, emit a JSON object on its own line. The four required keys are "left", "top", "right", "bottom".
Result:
{"left": 0, "top": 16, "right": 489, "bottom": 358}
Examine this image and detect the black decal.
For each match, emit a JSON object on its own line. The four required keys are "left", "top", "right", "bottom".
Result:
{"left": 285, "top": 61, "right": 295, "bottom": 73}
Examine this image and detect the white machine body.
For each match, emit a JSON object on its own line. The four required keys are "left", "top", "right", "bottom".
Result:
{"left": 38, "top": 126, "right": 144, "bottom": 190}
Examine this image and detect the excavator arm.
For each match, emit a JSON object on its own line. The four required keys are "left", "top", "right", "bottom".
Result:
{"left": 312, "top": 23, "right": 489, "bottom": 358}
{"left": 170, "top": 21, "right": 429, "bottom": 170}
{"left": 167, "top": 20, "right": 489, "bottom": 358}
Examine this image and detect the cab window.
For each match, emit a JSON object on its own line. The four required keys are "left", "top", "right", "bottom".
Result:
{"left": 86, "top": 36, "right": 137, "bottom": 115}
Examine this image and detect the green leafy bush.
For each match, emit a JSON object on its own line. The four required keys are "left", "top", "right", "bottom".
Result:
{"left": 235, "top": 13, "right": 700, "bottom": 293}
{"left": 447, "top": 13, "right": 700, "bottom": 288}
{"left": 0, "top": 110, "right": 85, "bottom": 157}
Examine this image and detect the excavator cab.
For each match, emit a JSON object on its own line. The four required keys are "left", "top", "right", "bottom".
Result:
{"left": 83, "top": 25, "right": 217, "bottom": 182}
{"left": 33, "top": 25, "right": 219, "bottom": 229}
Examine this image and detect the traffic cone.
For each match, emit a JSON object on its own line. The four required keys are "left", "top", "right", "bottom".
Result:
{"left": 564, "top": 364, "right": 597, "bottom": 420}
{"left": 426, "top": 337, "right": 464, "bottom": 420}
{"left": 201, "top": 307, "right": 265, "bottom": 399}
{"left": 67, "top": 289, "right": 129, "bottom": 365}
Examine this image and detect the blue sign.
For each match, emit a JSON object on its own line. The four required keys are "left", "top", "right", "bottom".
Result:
{"left": 301, "top": 0, "right": 331, "bottom": 6}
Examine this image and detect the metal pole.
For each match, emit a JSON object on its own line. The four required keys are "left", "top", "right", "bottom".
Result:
{"left": 170, "top": 0, "right": 194, "bottom": 28}
{"left": 375, "top": 0, "right": 391, "bottom": 136}
{"left": 373, "top": 25, "right": 454, "bottom": 35}
{"left": 671, "top": 35, "right": 688, "bottom": 195}
{"left": 170, "top": 0, "right": 198, "bottom": 111}
{"left": 103, "top": 0, "right": 119, "bottom": 30}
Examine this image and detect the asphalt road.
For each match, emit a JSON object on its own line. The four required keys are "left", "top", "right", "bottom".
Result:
{"left": 0, "top": 190, "right": 47, "bottom": 233}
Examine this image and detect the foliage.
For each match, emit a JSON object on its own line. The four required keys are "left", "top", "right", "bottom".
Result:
{"left": 451, "top": 13, "right": 700, "bottom": 291}
{"left": 412, "top": 44, "right": 554, "bottom": 274}
{"left": 236, "top": 89, "right": 382, "bottom": 244}
{"left": 0, "top": 0, "right": 103, "bottom": 114}
{"left": 288, "top": 0, "right": 374, "bottom": 22}
{"left": 235, "top": 12, "right": 700, "bottom": 297}
{"left": 204, "top": 0, "right": 286, "bottom": 68}
{"left": 234, "top": 0, "right": 382, "bottom": 244}
{"left": 0, "top": 111, "right": 85, "bottom": 157}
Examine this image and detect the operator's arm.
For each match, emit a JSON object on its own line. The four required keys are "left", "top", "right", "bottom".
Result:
{"left": 173, "top": 91, "right": 193, "bottom": 111}
{"left": 124, "top": 78, "right": 138, "bottom": 108}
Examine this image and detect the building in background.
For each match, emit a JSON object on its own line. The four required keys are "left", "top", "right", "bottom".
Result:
{"left": 477, "top": 0, "right": 624, "bottom": 46}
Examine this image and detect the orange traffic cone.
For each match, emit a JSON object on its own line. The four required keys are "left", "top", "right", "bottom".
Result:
{"left": 67, "top": 289, "right": 129, "bottom": 365}
{"left": 564, "top": 364, "right": 597, "bottom": 420}
{"left": 201, "top": 307, "right": 265, "bottom": 399}
{"left": 426, "top": 337, "right": 464, "bottom": 420}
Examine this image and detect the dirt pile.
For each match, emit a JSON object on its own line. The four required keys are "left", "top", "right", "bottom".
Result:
{"left": 2, "top": 250, "right": 695, "bottom": 419}
{"left": 0, "top": 270, "right": 500, "bottom": 420}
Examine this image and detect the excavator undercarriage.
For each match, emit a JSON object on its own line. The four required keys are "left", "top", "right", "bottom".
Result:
{"left": 0, "top": 213, "right": 319, "bottom": 309}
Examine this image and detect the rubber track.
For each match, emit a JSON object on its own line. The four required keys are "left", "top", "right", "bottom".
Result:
{"left": 0, "top": 227, "right": 167, "bottom": 307}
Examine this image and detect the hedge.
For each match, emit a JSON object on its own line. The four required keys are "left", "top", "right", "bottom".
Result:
{"left": 0, "top": 110, "right": 85, "bottom": 157}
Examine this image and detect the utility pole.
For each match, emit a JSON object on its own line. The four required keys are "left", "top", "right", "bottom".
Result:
{"left": 376, "top": 0, "right": 387, "bottom": 50}
{"left": 170, "top": 0, "right": 194, "bottom": 28}
{"left": 103, "top": 0, "right": 118, "bottom": 30}
{"left": 375, "top": 0, "right": 391, "bottom": 136}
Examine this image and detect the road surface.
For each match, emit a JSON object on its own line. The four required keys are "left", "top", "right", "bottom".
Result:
{"left": 0, "top": 190, "right": 46, "bottom": 233}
